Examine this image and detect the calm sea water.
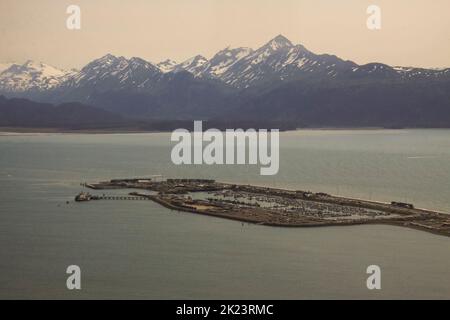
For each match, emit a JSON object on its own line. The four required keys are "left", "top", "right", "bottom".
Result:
{"left": 0, "top": 129, "right": 449, "bottom": 299}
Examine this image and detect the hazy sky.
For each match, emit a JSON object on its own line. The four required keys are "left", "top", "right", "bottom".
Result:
{"left": 1, "top": 0, "right": 449, "bottom": 69}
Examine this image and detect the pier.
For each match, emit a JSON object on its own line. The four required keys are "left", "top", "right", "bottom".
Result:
{"left": 94, "top": 195, "right": 150, "bottom": 201}
{"left": 75, "top": 192, "right": 150, "bottom": 202}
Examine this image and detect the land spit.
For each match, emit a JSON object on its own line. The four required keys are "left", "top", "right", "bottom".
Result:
{"left": 77, "top": 178, "right": 450, "bottom": 237}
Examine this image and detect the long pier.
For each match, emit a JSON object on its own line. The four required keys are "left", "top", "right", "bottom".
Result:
{"left": 75, "top": 192, "right": 151, "bottom": 202}
{"left": 95, "top": 195, "right": 150, "bottom": 201}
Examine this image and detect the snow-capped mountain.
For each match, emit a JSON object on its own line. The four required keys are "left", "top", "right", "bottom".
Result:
{"left": 63, "top": 54, "right": 161, "bottom": 90}
{"left": 200, "top": 47, "right": 253, "bottom": 80}
{"left": 165, "top": 35, "right": 360, "bottom": 88}
{"left": 201, "top": 35, "right": 324, "bottom": 87}
{"left": 0, "top": 61, "right": 74, "bottom": 92}
{"left": 182, "top": 35, "right": 388, "bottom": 88}
{"left": 1, "top": 34, "right": 450, "bottom": 128}
{"left": 171, "top": 34, "right": 450, "bottom": 88}
{"left": 55, "top": 54, "right": 163, "bottom": 102}
{"left": 172, "top": 55, "right": 208, "bottom": 76}
{"left": 157, "top": 59, "right": 178, "bottom": 73}
{"left": 1, "top": 35, "right": 449, "bottom": 95}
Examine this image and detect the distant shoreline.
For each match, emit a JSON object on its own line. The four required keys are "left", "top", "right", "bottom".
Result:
{"left": 2, "top": 126, "right": 450, "bottom": 135}
{"left": 0, "top": 127, "right": 164, "bottom": 134}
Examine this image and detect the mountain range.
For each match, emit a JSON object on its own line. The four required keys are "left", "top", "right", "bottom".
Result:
{"left": 1, "top": 35, "right": 450, "bottom": 128}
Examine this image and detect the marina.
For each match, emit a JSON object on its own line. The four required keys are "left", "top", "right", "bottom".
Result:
{"left": 76, "top": 177, "right": 450, "bottom": 237}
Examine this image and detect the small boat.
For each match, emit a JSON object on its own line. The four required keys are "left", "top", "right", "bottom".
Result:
{"left": 75, "top": 192, "right": 92, "bottom": 202}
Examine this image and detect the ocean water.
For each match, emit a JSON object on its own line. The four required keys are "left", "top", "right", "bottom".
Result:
{"left": 0, "top": 129, "right": 449, "bottom": 299}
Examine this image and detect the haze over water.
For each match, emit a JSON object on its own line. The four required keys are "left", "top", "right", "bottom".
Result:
{"left": 0, "top": 129, "right": 449, "bottom": 299}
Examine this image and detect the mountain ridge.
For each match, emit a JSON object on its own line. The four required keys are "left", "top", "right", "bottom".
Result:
{"left": 1, "top": 35, "right": 449, "bottom": 127}
{"left": 2, "top": 34, "right": 449, "bottom": 94}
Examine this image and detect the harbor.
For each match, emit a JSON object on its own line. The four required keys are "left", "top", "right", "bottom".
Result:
{"left": 75, "top": 177, "right": 450, "bottom": 237}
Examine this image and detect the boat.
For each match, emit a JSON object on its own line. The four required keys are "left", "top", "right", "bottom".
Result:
{"left": 75, "top": 192, "right": 92, "bottom": 202}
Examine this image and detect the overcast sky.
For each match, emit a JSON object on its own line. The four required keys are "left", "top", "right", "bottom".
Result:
{"left": 1, "top": 0, "right": 449, "bottom": 69}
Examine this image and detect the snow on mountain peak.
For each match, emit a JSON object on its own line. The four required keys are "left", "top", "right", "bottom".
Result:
{"left": 63, "top": 54, "right": 161, "bottom": 92}
{"left": 173, "top": 55, "right": 208, "bottom": 76}
{"left": 185, "top": 55, "right": 208, "bottom": 66}
{"left": 157, "top": 59, "right": 178, "bottom": 73}
{"left": 97, "top": 53, "right": 119, "bottom": 63}
{"left": 0, "top": 60, "right": 71, "bottom": 92}
{"left": 264, "top": 34, "right": 293, "bottom": 50}
{"left": 128, "top": 57, "right": 158, "bottom": 70}
{"left": 205, "top": 47, "right": 253, "bottom": 77}
{"left": 1, "top": 35, "right": 448, "bottom": 95}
